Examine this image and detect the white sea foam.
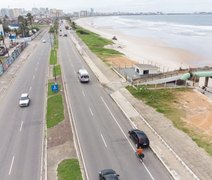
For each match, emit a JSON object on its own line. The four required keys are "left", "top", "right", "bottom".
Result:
{"left": 110, "top": 16, "right": 212, "bottom": 38}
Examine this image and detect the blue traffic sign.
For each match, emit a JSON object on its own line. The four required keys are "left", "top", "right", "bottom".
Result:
{"left": 9, "top": 34, "right": 16, "bottom": 40}
{"left": 51, "top": 83, "right": 59, "bottom": 92}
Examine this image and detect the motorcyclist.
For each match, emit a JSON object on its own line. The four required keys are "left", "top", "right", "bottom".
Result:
{"left": 136, "top": 147, "right": 144, "bottom": 159}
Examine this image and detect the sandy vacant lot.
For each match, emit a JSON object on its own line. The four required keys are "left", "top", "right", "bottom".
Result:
{"left": 177, "top": 90, "right": 212, "bottom": 136}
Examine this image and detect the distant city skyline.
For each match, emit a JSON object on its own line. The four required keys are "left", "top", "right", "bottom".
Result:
{"left": 1, "top": 0, "right": 212, "bottom": 13}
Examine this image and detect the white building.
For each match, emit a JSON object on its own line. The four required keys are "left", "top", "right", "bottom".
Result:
{"left": 13, "top": 8, "right": 22, "bottom": 18}
{"left": 134, "top": 64, "right": 159, "bottom": 75}
{"left": 1, "top": 8, "right": 10, "bottom": 17}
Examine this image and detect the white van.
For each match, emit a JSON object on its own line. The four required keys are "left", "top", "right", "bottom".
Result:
{"left": 77, "top": 69, "right": 90, "bottom": 83}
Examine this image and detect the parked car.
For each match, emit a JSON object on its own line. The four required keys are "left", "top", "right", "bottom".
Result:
{"left": 0, "top": 46, "right": 8, "bottom": 56}
{"left": 42, "top": 39, "right": 46, "bottom": 43}
{"left": 99, "top": 169, "right": 119, "bottom": 180}
{"left": 128, "top": 129, "right": 150, "bottom": 148}
{"left": 19, "top": 93, "right": 30, "bottom": 107}
{"left": 63, "top": 34, "right": 67, "bottom": 37}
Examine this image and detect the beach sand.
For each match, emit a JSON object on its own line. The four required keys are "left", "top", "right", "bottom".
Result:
{"left": 75, "top": 17, "right": 205, "bottom": 71}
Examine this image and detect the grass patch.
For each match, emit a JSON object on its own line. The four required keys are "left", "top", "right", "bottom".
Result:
{"left": 57, "top": 159, "right": 83, "bottom": 180}
{"left": 46, "top": 93, "right": 64, "bottom": 128}
{"left": 50, "top": 49, "right": 57, "bottom": 65}
{"left": 54, "top": 33, "right": 58, "bottom": 49}
{"left": 53, "top": 64, "right": 61, "bottom": 77}
{"left": 33, "top": 24, "right": 48, "bottom": 29}
{"left": 126, "top": 86, "right": 212, "bottom": 155}
{"left": 75, "top": 26, "right": 122, "bottom": 60}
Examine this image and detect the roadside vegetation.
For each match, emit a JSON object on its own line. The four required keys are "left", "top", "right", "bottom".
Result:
{"left": 73, "top": 25, "right": 122, "bottom": 60}
{"left": 54, "top": 33, "right": 59, "bottom": 49}
{"left": 57, "top": 159, "right": 83, "bottom": 180}
{"left": 54, "top": 64, "right": 61, "bottom": 77}
{"left": 50, "top": 49, "right": 57, "bottom": 65}
{"left": 46, "top": 88, "right": 64, "bottom": 128}
{"left": 47, "top": 20, "right": 64, "bottom": 128}
{"left": 126, "top": 86, "right": 212, "bottom": 155}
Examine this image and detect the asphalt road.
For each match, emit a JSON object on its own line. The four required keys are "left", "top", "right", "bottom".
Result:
{"left": 0, "top": 32, "right": 49, "bottom": 180}
{"left": 59, "top": 23, "right": 173, "bottom": 180}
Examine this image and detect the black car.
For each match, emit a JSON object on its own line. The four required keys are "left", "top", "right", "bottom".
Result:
{"left": 0, "top": 46, "right": 8, "bottom": 56}
{"left": 63, "top": 34, "right": 67, "bottom": 37}
{"left": 99, "top": 169, "right": 119, "bottom": 180}
{"left": 128, "top": 129, "right": 150, "bottom": 148}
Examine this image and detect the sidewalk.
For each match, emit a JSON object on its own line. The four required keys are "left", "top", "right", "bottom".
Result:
{"left": 70, "top": 31, "right": 212, "bottom": 180}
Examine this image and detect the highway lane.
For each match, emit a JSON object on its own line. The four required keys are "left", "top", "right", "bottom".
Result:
{"left": 0, "top": 32, "right": 49, "bottom": 179}
{"left": 59, "top": 25, "right": 172, "bottom": 180}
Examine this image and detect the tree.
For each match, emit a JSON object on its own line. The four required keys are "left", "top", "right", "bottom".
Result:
{"left": 26, "top": 13, "right": 33, "bottom": 27}
{"left": 71, "top": 22, "right": 76, "bottom": 29}
{"left": 18, "top": 15, "right": 28, "bottom": 37}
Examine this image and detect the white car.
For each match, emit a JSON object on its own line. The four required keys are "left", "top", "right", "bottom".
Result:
{"left": 78, "top": 69, "right": 90, "bottom": 83}
{"left": 19, "top": 93, "right": 30, "bottom": 107}
{"left": 42, "top": 39, "right": 46, "bottom": 43}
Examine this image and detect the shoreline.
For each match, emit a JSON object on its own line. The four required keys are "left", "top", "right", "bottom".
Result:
{"left": 75, "top": 17, "right": 207, "bottom": 71}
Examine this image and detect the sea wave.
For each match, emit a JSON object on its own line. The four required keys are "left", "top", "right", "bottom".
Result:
{"left": 112, "top": 16, "right": 212, "bottom": 37}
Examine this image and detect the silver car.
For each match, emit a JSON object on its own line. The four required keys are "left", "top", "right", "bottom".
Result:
{"left": 19, "top": 93, "right": 30, "bottom": 107}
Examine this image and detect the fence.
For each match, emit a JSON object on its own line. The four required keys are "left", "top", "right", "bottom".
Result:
{"left": 0, "top": 41, "right": 28, "bottom": 75}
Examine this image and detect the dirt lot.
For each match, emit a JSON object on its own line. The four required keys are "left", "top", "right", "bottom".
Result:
{"left": 177, "top": 90, "right": 212, "bottom": 136}
{"left": 106, "top": 56, "right": 212, "bottom": 139}
{"left": 106, "top": 56, "right": 136, "bottom": 68}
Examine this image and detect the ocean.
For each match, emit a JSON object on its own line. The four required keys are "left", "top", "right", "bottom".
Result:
{"left": 90, "top": 14, "right": 212, "bottom": 67}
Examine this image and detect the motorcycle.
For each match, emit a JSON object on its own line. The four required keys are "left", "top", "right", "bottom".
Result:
{"left": 135, "top": 152, "right": 144, "bottom": 161}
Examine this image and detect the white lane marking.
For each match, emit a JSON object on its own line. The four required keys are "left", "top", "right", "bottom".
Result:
{"left": 101, "top": 134, "right": 107, "bottom": 148}
{"left": 82, "top": 90, "right": 85, "bottom": 97}
{"left": 74, "top": 70, "right": 76, "bottom": 74}
{"left": 29, "top": 86, "right": 32, "bottom": 91}
{"left": 35, "top": 67, "right": 37, "bottom": 71}
{"left": 37, "top": 62, "right": 39, "bottom": 65}
{"left": 89, "top": 107, "right": 93, "bottom": 116}
{"left": 33, "top": 75, "right": 35, "bottom": 79}
{"left": 100, "top": 96, "right": 155, "bottom": 180}
{"left": 19, "top": 121, "right": 24, "bottom": 132}
{"left": 9, "top": 156, "right": 15, "bottom": 175}
{"left": 62, "top": 73, "right": 89, "bottom": 180}
{"left": 100, "top": 96, "right": 134, "bottom": 149}
{"left": 142, "top": 162, "right": 155, "bottom": 180}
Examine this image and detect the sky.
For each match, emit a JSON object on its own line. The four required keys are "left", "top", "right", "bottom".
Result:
{"left": 1, "top": 0, "right": 212, "bottom": 13}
